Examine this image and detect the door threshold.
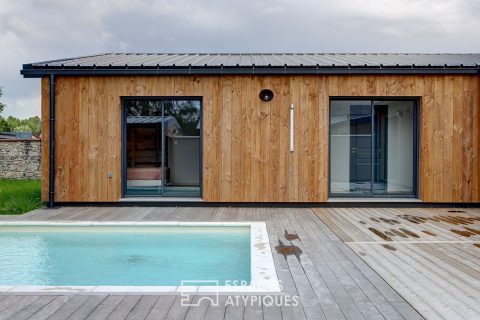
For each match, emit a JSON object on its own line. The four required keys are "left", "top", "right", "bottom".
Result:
{"left": 328, "top": 197, "right": 421, "bottom": 203}
{"left": 120, "top": 197, "right": 203, "bottom": 202}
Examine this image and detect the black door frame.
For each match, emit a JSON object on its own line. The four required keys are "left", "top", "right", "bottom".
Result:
{"left": 121, "top": 96, "right": 203, "bottom": 198}
{"left": 328, "top": 97, "right": 419, "bottom": 198}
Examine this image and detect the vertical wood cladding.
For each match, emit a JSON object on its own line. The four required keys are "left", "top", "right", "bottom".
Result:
{"left": 41, "top": 75, "right": 479, "bottom": 202}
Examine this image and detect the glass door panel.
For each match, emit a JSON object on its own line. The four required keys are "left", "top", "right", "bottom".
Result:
{"left": 163, "top": 100, "right": 201, "bottom": 197}
{"left": 125, "top": 101, "right": 163, "bottom": 196}
{"left": 330, "top": 100, "right": 372, "bottom": 194}
{"left": 373, "top": 101, "right": 414, "bottom": 194}
{"left": 124, "top": 99, "right": 201, "bottom": 197}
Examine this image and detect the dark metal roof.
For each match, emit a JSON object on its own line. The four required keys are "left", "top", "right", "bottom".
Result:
{"left": 21, "top": 53, "right": 480, "bottom": 77}
{"left": 0, "top": 132, "right": 33, "bottom": 139}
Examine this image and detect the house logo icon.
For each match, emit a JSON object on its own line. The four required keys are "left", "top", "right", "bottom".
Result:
{"left": 180, "top": 280, "right": 220, "bottom": 307}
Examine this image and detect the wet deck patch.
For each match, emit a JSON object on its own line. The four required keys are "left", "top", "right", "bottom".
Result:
{"left": 382, "top": 244, "right": 397, "bottom": 251}
{"left": 451, "top": 229, "right": 477, "bottom": 237}
{"left": 390, "top": 229, "right": 408, "bottom": 238}
{"left": 368, "top": 227, "right": 392, "bottom": 241}
{"left": 275, "top": 240, "right": 302, "bottom": 261}
{"left": 463, "top": 227, "right": 480, "bottom": 235}
{"left": 379, "top": 218, "right": 400, "bottom": 225}
{"left": 284, "top": 230, "right": 300, "bottom": 241}
{"left": 398, "top": 228, "right": 420, "bottom": 238}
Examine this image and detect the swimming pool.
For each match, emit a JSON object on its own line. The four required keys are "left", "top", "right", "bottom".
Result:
{"left": 0, "top": 222, "right": 279, "bottom": 293}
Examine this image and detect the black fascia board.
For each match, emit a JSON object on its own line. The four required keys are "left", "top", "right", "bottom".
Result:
{"left": 20, "top": 65, "right": 480, "bottom": 78}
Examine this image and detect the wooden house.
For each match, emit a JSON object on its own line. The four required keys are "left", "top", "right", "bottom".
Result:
{"left": 21, "top": 53, "right": 480, "bottom": 205}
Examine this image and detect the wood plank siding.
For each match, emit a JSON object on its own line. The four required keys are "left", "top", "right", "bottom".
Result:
{"left": 40, "top": 75, "right": 480, "bottom": 202}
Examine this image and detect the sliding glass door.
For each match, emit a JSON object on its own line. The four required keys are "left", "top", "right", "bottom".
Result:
{"left": 123, "top": 98, "right": 201, "bottom": 197}
{"left": 329, "top": 99, "right": 417, "bottom": 197}
{"left": 162, "top": 100, "right": 201, "bottom": 197}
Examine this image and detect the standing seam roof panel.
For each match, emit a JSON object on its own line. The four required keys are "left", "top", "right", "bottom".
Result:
{"left": 72, "top": 53, "right": 132, "bottom": 66}
{"left": 76, "top": 54, "right": 138, "bottom": 67}
{"left": 104, "top": 54, "right": 155, "bottom": 67}
{"left": 132, "top": 54, "right": 172, "bottom": 67}
{"left": 24, "top": 53, "right": 480, "bottom": 69}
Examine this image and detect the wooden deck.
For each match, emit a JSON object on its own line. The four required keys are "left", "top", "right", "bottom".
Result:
{"left": 315, "top": 207, "right": 480, "bottom": 320}
{"left": 0, "top": 206, "right": 424, "bottom": 320}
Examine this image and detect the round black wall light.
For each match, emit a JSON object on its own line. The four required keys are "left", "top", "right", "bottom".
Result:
{"left": 259, "top": 89, "right": 274, "bottom": 102}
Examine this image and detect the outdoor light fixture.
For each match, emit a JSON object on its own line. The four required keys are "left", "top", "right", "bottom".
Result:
{"left": 259, "top": 89, "right": 274, "bottom": 102}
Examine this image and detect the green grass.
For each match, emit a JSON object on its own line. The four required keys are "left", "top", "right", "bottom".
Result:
{"left": 0, "top": 179, "right": 43, "bottom": 215}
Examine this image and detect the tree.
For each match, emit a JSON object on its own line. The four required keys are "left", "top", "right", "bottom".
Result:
{"left": 6, "top": 116, "right": 20, "bottom": 131}
{"left": 14, "top": 125, "right": 31, "bottom": 132}
{"left": 0, "top": 108, "right": 41, "bottom": 136}
{"left": 25, "top": 116, "right": 41, "bottom": 136}
{"left": 0, "top": 117, "right": 8, "bottom": 132}
{"left": 0, "top": 87, "right": 5, "bottom": 114}
{"left": 0, "top": 87, "right": 41, "bottom": 136}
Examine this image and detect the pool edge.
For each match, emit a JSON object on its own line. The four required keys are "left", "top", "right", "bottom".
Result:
{"left": 0, "top": 221, "right": 281, "bottom": 294}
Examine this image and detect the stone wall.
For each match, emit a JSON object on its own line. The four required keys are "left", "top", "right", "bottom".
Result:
{"left": 0, "top": 140, "right": 41, "bottom": 179}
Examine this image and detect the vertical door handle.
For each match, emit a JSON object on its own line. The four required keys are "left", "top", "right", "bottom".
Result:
{"left": 290, "top": 104, "right": 294, "bottom": 152}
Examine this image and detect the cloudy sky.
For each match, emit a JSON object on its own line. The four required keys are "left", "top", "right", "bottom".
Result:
{"left": 0, "top": 0, "right": 479, "bottom": 118}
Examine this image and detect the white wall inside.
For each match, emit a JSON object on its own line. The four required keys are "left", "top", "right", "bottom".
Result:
{"left": 168, "top": 136, "right": 200, "bottom": 186}
{"left": 385, "top": 101, "right": 414, "bottom": 192}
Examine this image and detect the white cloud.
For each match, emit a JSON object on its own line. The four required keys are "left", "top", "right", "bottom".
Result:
{"left": 0, "top": 0, "right": 479, "bottom": 118}
{"left": 3, "top": 91, "right": 41, "bottom": 118}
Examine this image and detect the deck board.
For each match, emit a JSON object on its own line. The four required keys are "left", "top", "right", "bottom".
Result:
{"left": 316, "top": 207, "right": 480, "bottom": 320}
{"left": 67, "top": 295, "right": 108, "bottom": 320}
{"left": 105, "top": 295, "right": 141, "bottom": 320}
{"left": 0, "top": 206, "right": 427, "bottom": 320}
{"left": 47, "top": 295, "right": 91, "bottom": 320}
{"left": 144, "top": 295, "right": 176, "bottom": 320}
{"left": 28, "top": 296, "right": 77, "bottom": 320}
{"left": 0, "top": 295, "right": 40, "bottom": 320}
{"left": 11, "top": 296, "right": 57, "bottom": 320}
{"left": 85, "top": 295, "right": 125, "bottom": 320}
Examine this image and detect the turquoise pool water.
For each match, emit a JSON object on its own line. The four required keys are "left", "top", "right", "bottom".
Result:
{"left": 0, "top": 226, "right": 251, "bottom": 286}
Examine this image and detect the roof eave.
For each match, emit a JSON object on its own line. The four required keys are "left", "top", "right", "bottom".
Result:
{"left": 20, "top": 65, "right": 480, "bottom": 78}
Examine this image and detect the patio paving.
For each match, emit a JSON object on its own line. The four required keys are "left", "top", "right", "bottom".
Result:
{"left": 0, "top": 206, "right": 427, "bottom": 320}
